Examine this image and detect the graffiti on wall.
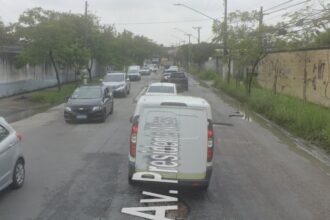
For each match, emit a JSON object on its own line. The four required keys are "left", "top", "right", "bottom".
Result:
{"left": 257, "top": 49, "right": 330, "bottom": 108}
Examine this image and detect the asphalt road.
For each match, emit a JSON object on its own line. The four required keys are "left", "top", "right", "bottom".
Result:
{"left": 0, "top": 71, "right": 329, "bottom": 220}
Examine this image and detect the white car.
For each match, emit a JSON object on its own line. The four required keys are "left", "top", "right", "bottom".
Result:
{"left": 168, "top": 66, "right": 179, "bottom": 71}
{"left": 102, "top": 72, "right": 130, "bottom": 97}
{"left": 128, "top": 95, "right": 213, "bottom": 190}
{"left": 128, "top": 66, "right": 141, "bottom": 81}
{"left": 145, "top": 83, "right": 177, "bottom": 96}
{"left": 0, "top": 117, "right": 25, "bottom": 191}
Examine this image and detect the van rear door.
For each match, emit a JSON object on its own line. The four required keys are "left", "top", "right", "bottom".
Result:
{"left": 177, "top": 108, "right": 207, "bottom": 180}
{"left": 136, "top": 108, "right": 180, "bottom": 179}
{"left": 136, "top": 106, "right": 208, "bottom": 181}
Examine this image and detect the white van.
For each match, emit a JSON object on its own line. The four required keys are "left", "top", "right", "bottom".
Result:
{"left": 128, "top": 95, "right": 213, "bottom": 189}
{"left": 127, "top": 65, "right": 141, "bottom": 81}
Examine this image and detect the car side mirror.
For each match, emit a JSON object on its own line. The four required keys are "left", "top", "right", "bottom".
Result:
{"left": 65, "top": 96, "right": 70, "bottom": 102}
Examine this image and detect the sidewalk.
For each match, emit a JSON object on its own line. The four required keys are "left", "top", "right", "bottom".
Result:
{"left": 0, "top": 92, "right": 50, "bottom": 123}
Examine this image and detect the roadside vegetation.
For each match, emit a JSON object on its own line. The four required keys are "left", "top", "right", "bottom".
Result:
{"left": 1, "top": 8, "right": 164, "bottom": 91}
{"left": 192, "top": 69, "right": 330, "bottom": 152}
{"left": 30, "top": 77, "right": 102, "bottom": 105}
{"left": 30, "top": 84, "right": 77, "bottom": 105}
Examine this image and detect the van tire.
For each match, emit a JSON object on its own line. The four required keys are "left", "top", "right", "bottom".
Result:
{"left": 128, "top": 165, "right": 135, "bottom": 185}
{"left": 199, "top": 183, "right": 209, "bottom": 191}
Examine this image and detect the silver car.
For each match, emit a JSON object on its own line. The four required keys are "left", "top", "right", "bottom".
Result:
{"left": 0, "top": 117, "right": 25, "bottom": 191}
{"left": 102, "top": 73, "right": 130, "bottom": 97}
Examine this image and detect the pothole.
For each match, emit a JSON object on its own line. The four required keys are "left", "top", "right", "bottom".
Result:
{"left": 145, "top": 201, "right": 189, "bottom": 219}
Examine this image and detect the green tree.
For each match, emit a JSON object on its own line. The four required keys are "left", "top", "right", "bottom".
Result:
{"left": 15, "top": 8, "right": 90, "bottom": 90}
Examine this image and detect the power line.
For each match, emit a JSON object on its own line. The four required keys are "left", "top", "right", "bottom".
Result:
{"left": 113, "top": 19, "right": 210, "bottom": 25}
{"left": 264, "top": 0, "right": 295, "bottom": 12}
{"left": 264, "top": 0, "right": 311, "bottom": 15}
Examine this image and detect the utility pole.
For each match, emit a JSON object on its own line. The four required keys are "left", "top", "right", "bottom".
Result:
{"left": 224, "top": 0, "right": 228, "bottom": 56}
{"left": 85, "top": 1, "right": 88, "bottom": 17}
{"left": 193, "top": 26, "right": 202, "bottom": 44}
{"left": 258, "top": 6, "right": 264, "bottom": 51}
{"left": 223, "top": 0, "right": 229, "bottom": 82}
{"left": 185, "top": 34, "right": 192, "bottom": 71}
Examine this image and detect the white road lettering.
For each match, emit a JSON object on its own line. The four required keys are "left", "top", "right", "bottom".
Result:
{"left": 140, "top": 191, "right": 178, "bottom": 203}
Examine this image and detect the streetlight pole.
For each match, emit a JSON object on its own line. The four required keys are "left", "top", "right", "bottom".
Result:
{"left": 185, "top": 33, "right": 192, "bottom": 71}
{"left": 193, "top": 26, "right": 202, "bottom": 44}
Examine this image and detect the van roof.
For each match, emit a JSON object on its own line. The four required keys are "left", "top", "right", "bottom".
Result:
{"left": 135, "top": 95, "right": 212, "bottom": 118}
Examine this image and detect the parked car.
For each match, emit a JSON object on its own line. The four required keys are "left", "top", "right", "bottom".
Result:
{"left": 140, "top": 67, "right": 151, "bottom": 76}
{"left": 168, "top": 72, "right": 188, "bottom": 92}
{"left": 102, "top": 72, "right": 130, "bottom": 97}
{"left": 0, "top": 117, "right": 25, "bottom": 191}
{"left": 128, "top": 95, "right": 214, "bottom": 190}
{"left": 64, "top": 85, "right": 114, "bottom": 123}
{"left": 145, "top": 82, "right": 177, "bottom": 96}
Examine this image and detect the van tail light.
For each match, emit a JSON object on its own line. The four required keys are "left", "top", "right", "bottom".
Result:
{"left": 16, "top": 132, "right": 22, "bottom": 141}
{"left": 130, "top": 117, "right": 139, "bottom": 158}
{"left": 207, "top": 120, "right": 214, "bottom": 162}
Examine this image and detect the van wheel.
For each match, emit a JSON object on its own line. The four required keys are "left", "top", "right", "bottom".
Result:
{"left": 12, "top": 158, "right": 25, "bottom": 189}
{"left": 128, "top": 166, "right": 135, "bottom": 185}
{"left": 199, "top": 184, "right": 209, "bottom": 191}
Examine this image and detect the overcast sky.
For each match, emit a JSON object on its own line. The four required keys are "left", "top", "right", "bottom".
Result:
{"left": 0, "top": 0, "right": 318, "bottom": 46}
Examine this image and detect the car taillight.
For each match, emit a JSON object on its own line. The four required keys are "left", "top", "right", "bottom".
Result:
{"left": 130, "top": 123, "right": 138, "bottom": 158}
{"left": 207, "top": 120, "right": 214, "bottom": 162}
{"left": 16, "top": 132, "right": 22, "bottom": 141}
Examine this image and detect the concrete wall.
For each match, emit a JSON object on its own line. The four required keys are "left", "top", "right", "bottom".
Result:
{"left": 257, "top": 48, "right": 330, "bottom": 108}
{"left": 0, "top": 53, "right": 98, "bottom": 98}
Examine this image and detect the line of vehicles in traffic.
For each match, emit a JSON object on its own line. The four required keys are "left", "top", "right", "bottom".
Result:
{"left": 0, "top": 64, "right": 213, "bottom": 194}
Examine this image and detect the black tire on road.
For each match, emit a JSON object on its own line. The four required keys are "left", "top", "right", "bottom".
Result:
{"left": 101, "top": 110, "right": 107, "bottom": 122}
{"left": 110, "top": 102, "right": 114, "bottom": 114}
{"left": 11, "top": 158, "right": 25, "bottom": 189}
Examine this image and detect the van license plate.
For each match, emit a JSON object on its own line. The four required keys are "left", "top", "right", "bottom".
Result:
{"left": 76, "top": 115, "right": 87, "bottom": 119}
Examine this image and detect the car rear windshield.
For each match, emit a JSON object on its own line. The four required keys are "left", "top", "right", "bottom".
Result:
{"left": 104, "top": 74, "right": 124, "bottom": 82}
{"left": 147, "top": 86, "right": 175, "bottom": 94}
{"left": 128, "top": 70, "right": 138, "bottom": 73}
{"left": 71, "top": 87, "right": 101, "bottom": 99}
{"left": 171, "top": 72, "right": 185, "bottom": 78}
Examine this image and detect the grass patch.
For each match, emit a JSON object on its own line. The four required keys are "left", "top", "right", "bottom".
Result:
{"left": 30, "top": 84, "right": 78, "bottom": 105}
{"left": 30, "top": 76, "right": 103, "bottom": 105}
{"left": 192, "top": 69, "right": 330, "bottom": 152}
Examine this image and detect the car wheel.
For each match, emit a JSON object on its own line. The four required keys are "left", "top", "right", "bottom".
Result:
{"left": 101, "top": 110, "right": 107, "bottom": 122}
{"left": 11, "top": 158, "right": 25, "bottom": 189}
{"left": 110, "top": 102, "right": 114, "bottom": 114}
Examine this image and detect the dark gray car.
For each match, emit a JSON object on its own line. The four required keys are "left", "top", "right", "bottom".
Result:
{"left": 64, "top": 85, "right": 114, "bottom": 123}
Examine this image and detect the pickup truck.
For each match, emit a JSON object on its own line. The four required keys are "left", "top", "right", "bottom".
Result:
{"left": 168, "top": 72, "right": 188, "bottom": 92}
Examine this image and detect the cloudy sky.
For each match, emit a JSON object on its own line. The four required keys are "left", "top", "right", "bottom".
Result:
{"left": 0, "top": 0, "right": 317, "bottom": 46}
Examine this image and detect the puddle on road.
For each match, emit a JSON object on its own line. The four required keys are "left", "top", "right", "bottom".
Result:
{"left": 214, "top": 89, "right": 330, "bottom": 174}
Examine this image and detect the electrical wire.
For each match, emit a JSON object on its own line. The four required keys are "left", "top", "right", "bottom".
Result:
{"left": 264, "top": 0, "right": 295, "bottom": 12}
{"left": 264, "top": 0, "right": 311, "bottom": 15}
{"left": 112, "top": 19, "right": 211, "bottom": 25}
